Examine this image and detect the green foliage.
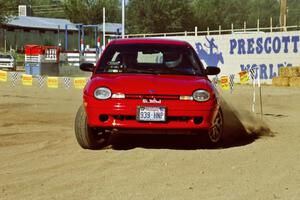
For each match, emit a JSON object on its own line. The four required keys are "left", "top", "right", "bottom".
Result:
{"left": 127, "top": 0, "right": 195, "bottom": 33}
{"left": 2, "top": 0, "right": 298, "bottom": 34}
{"left": 287, "top": 0, "right": 300, "bottom": 26}
{"left": 1, "top": 0, "right": 67, "bottom": 19}
{"left": 126, "top": 0, "right": 283, "bottom": 34}
{"left": 246, "top": 0, "right": 280, "bottom": 27}
{"left": 63, "top": 0, "right": 121, "bottom": 24}
{"left": 14, "top": 53, "right": 25, "bottom": 63}
{"left": 0, "top": 0, "right": 17, "bottom": 24}
{"left": 29, "top": 0, "right": 66, "bottom": 18}
{"left": 192, "top": 0, "right": 279, "bottom": 29}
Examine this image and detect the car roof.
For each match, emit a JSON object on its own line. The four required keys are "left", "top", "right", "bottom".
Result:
{"left": 109, "top": 38, "right": 190, "bottom": 46}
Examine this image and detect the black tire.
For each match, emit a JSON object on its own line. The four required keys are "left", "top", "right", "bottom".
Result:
{"left": 74, "top": 105, "right": 110, "bottom": 149}
{"left": 206, "top": 108, "right": 224, "bottom": 147}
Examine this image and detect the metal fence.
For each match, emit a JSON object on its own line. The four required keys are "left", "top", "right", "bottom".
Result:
{"left": 0, "top": 28, "right": 99, "bottom": 53}
{"left": 124, "top": 19, "right": 300, "bottom": 38}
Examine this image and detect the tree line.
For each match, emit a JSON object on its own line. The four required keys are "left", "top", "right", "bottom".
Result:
{"left": 1, "top": 0, "right": 300, "bottom": 34}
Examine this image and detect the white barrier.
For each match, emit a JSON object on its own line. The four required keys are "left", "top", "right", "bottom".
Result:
{"left": 0, "top": 54, "right": 16, "bottom": 70}
{"left": 0, "top": 70, "right": 88, "bottom": 89}
{"left": 166, "top": 30, "right": 300, "bottom": 84}
{"left": 61, "top": 52, "right": 99, "bottom": 67}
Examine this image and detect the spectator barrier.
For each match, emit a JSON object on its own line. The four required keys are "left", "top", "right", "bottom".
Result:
{"left": 0, "top": 70, "right": 87, "bottom": 89}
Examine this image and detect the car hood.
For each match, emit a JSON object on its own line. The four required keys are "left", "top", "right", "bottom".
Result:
{"left": 85, "top": 74, "right": 213, "bottom": 96}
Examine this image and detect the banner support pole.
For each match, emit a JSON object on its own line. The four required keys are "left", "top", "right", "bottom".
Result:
{"left": 257, "top": 66, "right": 263, "bottom": 119}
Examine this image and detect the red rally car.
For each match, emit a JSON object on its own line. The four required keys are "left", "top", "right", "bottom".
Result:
{"left": 75, "top": 38, "right": 223, "bottom": 149}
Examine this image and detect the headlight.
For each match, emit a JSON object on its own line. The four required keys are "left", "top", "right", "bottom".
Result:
{"left": 193, "top": 90, "right": 210, "bottom": 102}
{"left": 94, "top": 87, "right": 112, "bottom": 100}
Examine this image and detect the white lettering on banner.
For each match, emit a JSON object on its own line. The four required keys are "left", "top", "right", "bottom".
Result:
{"left": 167, "top": 31, "right": 300, "bottom": 84}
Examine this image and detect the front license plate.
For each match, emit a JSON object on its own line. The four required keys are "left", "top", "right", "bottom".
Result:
{"left": 137, "top": 106, "right": 166, "bottom": 122}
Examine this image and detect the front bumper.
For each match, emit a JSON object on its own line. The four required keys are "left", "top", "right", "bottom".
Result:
{"left": 84, "top": 95, "right": 219, "bottom": 131}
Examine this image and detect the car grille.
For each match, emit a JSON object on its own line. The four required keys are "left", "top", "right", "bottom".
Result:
{"left": 125, "top": 94, "right": 179, "bottom": 100}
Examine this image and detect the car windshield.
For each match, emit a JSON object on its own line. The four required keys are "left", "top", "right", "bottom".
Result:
{"left": 96, "top": 43, "right": 204, "bottom": 76}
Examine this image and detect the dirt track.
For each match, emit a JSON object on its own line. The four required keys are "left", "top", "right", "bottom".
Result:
{"left": 0, "top": 83, "right": 299, "bottom": 200}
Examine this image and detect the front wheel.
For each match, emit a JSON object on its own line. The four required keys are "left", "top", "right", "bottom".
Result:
{"left": 74, "top": 105, "right": 110, "bottom": 149}
{"left": 207, "top": 109, "right": 224, "bottom": 146}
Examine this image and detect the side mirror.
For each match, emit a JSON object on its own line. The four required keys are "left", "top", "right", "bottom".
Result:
{"left": 80, "top": 63, "right": 94, "bottom": 72}
{"left": 205, "top": 66, "right": 220, "bottom": 75}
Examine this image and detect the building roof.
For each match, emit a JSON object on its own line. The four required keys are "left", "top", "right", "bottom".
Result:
{"left": 98, "top": 23, "right": 122, "bottom": 34}
{"left": 5, "top": 16, "right": 122, "bottom": 33}
{"left": 6, "top": 16, "right": 78, "bottom": 31}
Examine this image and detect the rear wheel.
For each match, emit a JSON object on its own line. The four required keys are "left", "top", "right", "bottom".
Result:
{"left": 74, "top": 105, "right": 110, "bottom": 149}
{"left": 207, "top": 109, "right": 224, "bottom": 146}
